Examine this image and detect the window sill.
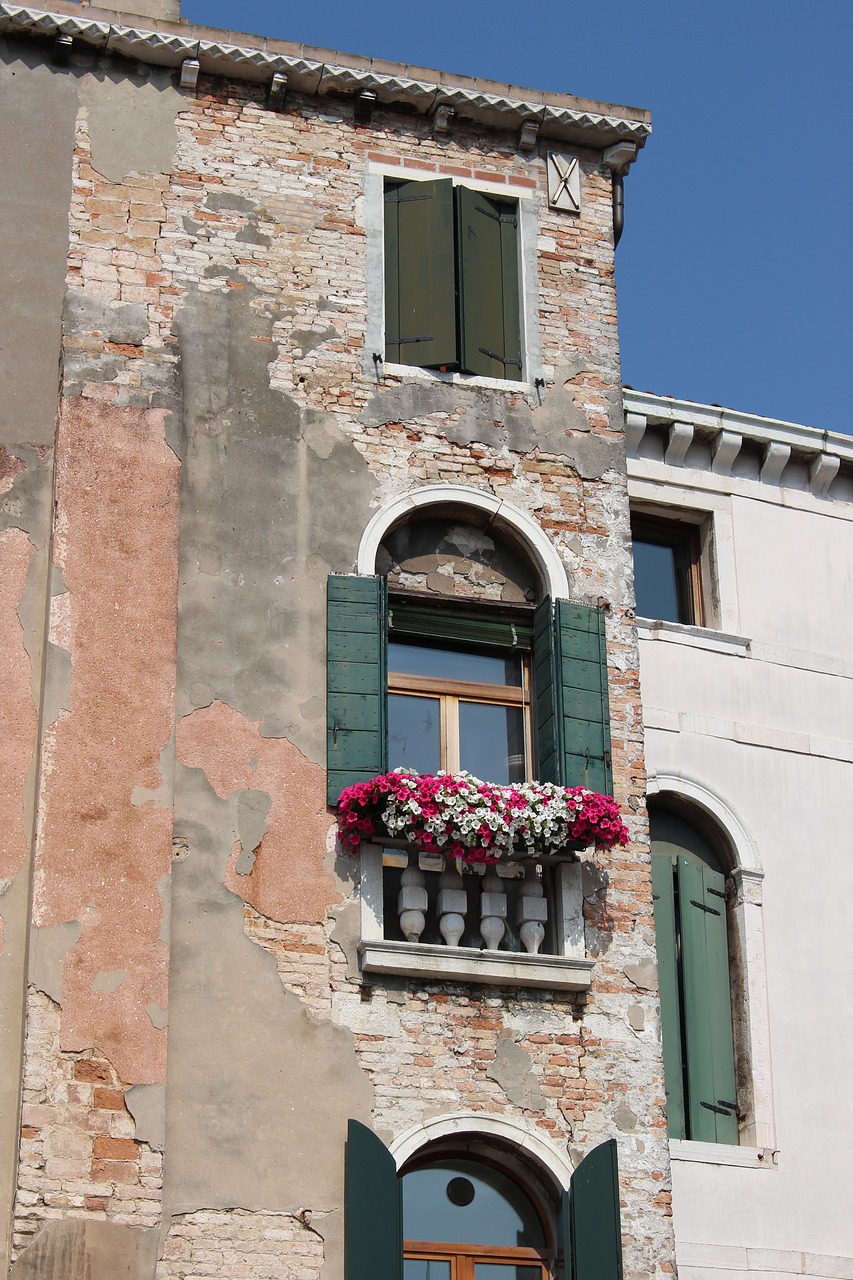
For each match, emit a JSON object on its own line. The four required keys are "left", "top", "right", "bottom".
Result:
{"left": 379, "top": 361, "right": 533, "bottom": 395}
{"left": 669, "top": 1139, "right": 777, "bottom": 1169}
{"left": 359, "top": 938, "right": 594, "bottom": 990}
{"left": 636, "top": 618, "right": 751, "bottom": 658}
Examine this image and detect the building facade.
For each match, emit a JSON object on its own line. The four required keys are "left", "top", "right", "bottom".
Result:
{"left": 0, "top": 4, "right": 850, "bottom": 1280}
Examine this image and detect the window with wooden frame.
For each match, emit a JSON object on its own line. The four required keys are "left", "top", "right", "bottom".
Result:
{"left": 327, "top": 576, "right": 613, "bottom": 805}
{"left": 384, "top": 178, "right": 523, "bottom": 382}
{"left": 631, "top": 514, "right": 703, "bottom": 625}
{"left": 344, "top": 1121, "right": 625, "bottom": 1280}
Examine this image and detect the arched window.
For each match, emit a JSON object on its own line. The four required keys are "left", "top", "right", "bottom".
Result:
{"left": 401, "top": 1155, "right": 551, "bottom": 1280}
{"left": 649, "top": 800, "right": 739, "bottom": 1144}
{"left": 327, "top": 492, "right": 613, "bottom": 803}
{"left": 344, "top": 1120, "right": 624, "bottom": 1280}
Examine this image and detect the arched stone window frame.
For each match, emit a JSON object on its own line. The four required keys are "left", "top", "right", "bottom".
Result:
{"left": 357, "top": 484, "right": 571, "bottom": 601}
{"left": 647, "top": 771, "right": 776, "bottom": 1158}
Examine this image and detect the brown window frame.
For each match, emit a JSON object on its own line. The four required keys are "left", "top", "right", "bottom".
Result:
{"left": 388, "top": 661, "right": 533, "bottom": 779}
{"left": 631, "top": 513, "right": 704, "bottom": 626}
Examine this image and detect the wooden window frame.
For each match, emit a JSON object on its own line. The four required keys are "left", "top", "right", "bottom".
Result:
{"left": 631, "top": 513, "right": 703, "bottom": 626}
{"left": 388, "top": 661, "right": 533, "bottom": 779}
{"left": 403, "top": 1240, "right": 551, "bottom": 1280}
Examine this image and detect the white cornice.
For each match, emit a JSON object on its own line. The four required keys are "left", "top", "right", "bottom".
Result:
{"left": 0, "top": 3, "right": 651, "bottom": 151}
{"left": 624, "top": 389, "right": 853, "bottom": 505}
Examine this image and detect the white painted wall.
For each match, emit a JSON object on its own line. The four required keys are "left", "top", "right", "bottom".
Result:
{"left": 631, "top": 419, "right": 853, "bottom": 1279}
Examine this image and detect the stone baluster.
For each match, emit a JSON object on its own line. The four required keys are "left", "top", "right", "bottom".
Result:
{"left": 437, "top": 860, "right": 467, "bottom": 947}
{"left": 517, "top": 866, "right": 547, "bottom": 955}
{"left": 398, "top": 857, "right": 428, "bottom": 943}
{"left": 480, "top": 867, "right": 507, "bottom": 950}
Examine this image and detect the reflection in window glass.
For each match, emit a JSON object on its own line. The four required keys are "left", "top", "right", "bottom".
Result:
{"left": 404, "top": 1262, "right": 451, "bottom": 1280}
{"left": 389, "top": 641, "right": 522, "bottom": 687}
{"left": 632, "top": 540, "right": 682, "bottom": 623}
{"left": 389, "top": 694, "right": 440, "bottom": 773}
{"left": 402, "top": 1161, "right": 545, "bottom": 1248}
{"left": 459, "top": 703, "right": 525, "bottom": 784}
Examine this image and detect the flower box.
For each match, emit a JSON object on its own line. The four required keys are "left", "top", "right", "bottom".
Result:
{"left": 337, "top": 770, "right": 629, "bottom": 865}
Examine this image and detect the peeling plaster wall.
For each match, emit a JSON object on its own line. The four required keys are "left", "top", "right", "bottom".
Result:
{"left": 1, "top": 35, "right": 677, "bottom": 1280}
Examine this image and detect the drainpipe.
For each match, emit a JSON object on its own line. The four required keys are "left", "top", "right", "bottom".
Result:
{"left": 602, "top": 141, "right": 639, "bottom": 250}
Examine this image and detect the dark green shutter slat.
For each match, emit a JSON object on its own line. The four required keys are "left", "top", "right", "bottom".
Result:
{"left": 384, "top": 179, "right": 456, "bottom": 368}
{"left": 533, "top": 596, "right": 558, "bottom": 784}
{"left": 327, "top": 576, "right": 387, "bottom": 805}
{"left": 456, "top": 186, "right": 522, "bottom": 380}
{"left": 390, "top": 600, "right": 532, "bottom": 650}
{"left": 650, "top": 855, "right": 686, "bottom": 1139}
{"left": 566, "top": 1139, "right": 623, "bottom": 1280}
{"left": 678, "top": 857, "right": 738, "bottom": 1144}
{"left": 345, "top": 1119, "right": 402, "bottom": 1280}
{"left": 555, "top": 600, "right": 612, "bottom": 793}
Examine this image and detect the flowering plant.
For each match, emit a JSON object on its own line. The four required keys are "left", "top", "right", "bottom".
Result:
{"left": 337, "top": 770, "right": 629, "bottom": 865}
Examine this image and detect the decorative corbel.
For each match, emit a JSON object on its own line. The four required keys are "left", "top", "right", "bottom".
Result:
{"left": 180, "top": 58, "right": 200, "bottom": 91}
{"left": 518, "top": 119, "right": 540, "bottom": 153}
{"left": 433, "top": 103, "right": 454, "bottom": 136}
{"left": 354, "top": 90, "right": 377, "bottom": 125}
{"left": 268, "top": 72, "right": 288, "bottom": 111}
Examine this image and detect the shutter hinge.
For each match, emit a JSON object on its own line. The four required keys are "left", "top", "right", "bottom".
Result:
{"left": 690, "top": 898, "right": 721, "bottom": 916}
{"left": 388, "top": 334, "right": 435, "bottom": 345}
{"left": 475, "top": 202, "right": 518, "bottom": 227}
{"left": 604, "top": 748, "right": 612, "bottom": 768}
{"left": 700, "top": 1100, "right": 735, "bottom": 1116}
{"left": 385, "top": 190, "right": 434, "bottom": 204}
{"left": 477, "top": 346, "right": 522, "bottom": 369}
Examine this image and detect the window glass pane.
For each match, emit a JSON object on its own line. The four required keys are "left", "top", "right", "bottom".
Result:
{"left": 459, "top": 703, "right": 525, "bottom": 784}
{"left": 389, "top": 694, "right": 440, "bottom": 773}
{"left": 402, "top": 1161, "right": 545, "bottom": 1247}
{"left": 475, "top": 1267, "right": 541, "bottom": 1280}
{"left": 632, "top": 539, "right": 682, "bottom": 622}
{"left": 404, "top": 1262, "right": 451, "bottom": 1280}
{"left": 389, "top": 641, "right": 521, "bottom": 687}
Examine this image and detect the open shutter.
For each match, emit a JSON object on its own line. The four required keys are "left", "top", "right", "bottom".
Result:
{"left": 677, "top": 857, "right": 738, "bottom": 1144}
{"left": 650, "top": 855, "right": 687, "bottom": 1139}
{"left": 562, "top": 1138, "right": 623, "bottom": 1280}
{"left": 533, "top": 596, "right": 559, "bottom": 784}
{"left": 384, "top": 179, "right": 456, "bottom": 368}
{"left": 345, "top": 1119, "right": 402, "bottom": 1280}
{"left": 327, "top": 575, "right": 387, "bottom": 805}
{"left": 554, "top": 601, "right": 613, "bottom": 793}
{"left": 456, "top": 185, "right": 522, "bottom": 380}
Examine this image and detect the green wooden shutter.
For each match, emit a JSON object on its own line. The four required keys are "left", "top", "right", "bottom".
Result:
{"left": 650, "top": 855, "right": 687, "bottom": 1139}
{"left": 384, "top": 179, "right": 456, "bottom": 369}
{"left": 345, "top": 1119, "right": 402, "bottom": 1280}
{"left": 533, "top": 596, "right": 559, "bottom": 784}
{"left": 677, "top": 856, "right": 739, "bottom": 1144}
{"left": 327, "top": 575, "right": 387, "bottom": 805}
{"left": 456, "top": 185, "right": 522, "bottom": 380}
{"left": 562, "top": 1138, "right": 623, "bottom": 1280}
{"left": 554, "top": 600, "right": 613, "bottom": 793}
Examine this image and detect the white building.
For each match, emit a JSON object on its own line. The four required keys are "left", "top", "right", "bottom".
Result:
{"left": 628, "top": 390, "right": 853, "bottom": 1280}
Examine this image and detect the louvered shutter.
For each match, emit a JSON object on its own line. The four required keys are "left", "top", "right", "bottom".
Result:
{"left": 345, "top": 1120, "right": 402, "bottom": 1280}
{"left": 677, "top": 856, "right": 738, "bottom": 1143}
{"left": 327, "top": 575, "right": 387, "bottom": 805}
{"left": 533, "top": 596, "right": 559, "bottom": 784}
{"left": 456, "top": 185, "right": 522, "bottom": 380}
{"left": 554, "top": 601, "right": 613, "bottom": 792}
{"left": 650, "top": 855, "right": 687, "bottom": 1139}
{"left": 384, "top": 179, "right": 456, "bottom": 368}
{"left": 562, "top": 1138, "right": 623, "bottom": 1280}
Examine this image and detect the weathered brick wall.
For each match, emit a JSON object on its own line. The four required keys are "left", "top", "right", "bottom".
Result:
{"left": 8, "top": 56, "right": 671, "bottom": 1280}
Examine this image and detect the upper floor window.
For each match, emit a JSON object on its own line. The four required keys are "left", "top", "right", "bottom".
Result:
{"left": 384, "top": 178, "right": 523, "bottom": 381}
{"left": 631, "top": 514, "right": 703, "bottom": 625}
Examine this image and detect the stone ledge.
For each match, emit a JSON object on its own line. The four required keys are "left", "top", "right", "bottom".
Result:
{"left": 669, "top": 1138, "right": 776, "bottom": 1169}
{"left": 358, "top": 939, "right": 594, "bottom": 990}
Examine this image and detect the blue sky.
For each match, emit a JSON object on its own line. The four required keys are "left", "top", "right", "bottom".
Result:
{"left": 173, "top": 1, "right": 850, "bottom": 434}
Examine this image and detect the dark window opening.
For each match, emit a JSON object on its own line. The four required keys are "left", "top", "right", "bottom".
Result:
{"left": 631, "top": 515, "right": 702, "bottom": 625}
